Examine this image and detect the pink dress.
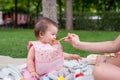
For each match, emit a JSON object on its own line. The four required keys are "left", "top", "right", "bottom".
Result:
{"left": 23, "top": 41, "right": 64, "bottom": 80}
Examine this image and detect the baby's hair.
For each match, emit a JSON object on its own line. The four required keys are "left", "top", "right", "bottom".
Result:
{"left": 34, "top": 17, "right": 58, "bottom": 38}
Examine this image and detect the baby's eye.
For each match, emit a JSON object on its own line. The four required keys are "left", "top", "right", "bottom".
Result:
{"left": 53, "top": 33, "right": 55, "bottom": 35}
{"left": 52, "top": 33, "right": 57, "bottom": 36}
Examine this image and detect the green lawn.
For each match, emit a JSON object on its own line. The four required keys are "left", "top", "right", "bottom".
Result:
{"left": 0, "top": 29, "right": 119, "bottom": 58}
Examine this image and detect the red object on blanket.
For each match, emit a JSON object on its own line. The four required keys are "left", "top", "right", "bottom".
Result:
{"left": 117, "top": 52, "right": 120, "bottom": 57}
{"left": 75, "top": 73, "right": 84, "bottom": 77}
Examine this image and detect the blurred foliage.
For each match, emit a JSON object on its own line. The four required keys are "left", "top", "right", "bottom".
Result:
{"left": 59, "top": 12, "right": 120, "bottom": 31}
{"left": 1, "top": 0, "right": 120, "bottom": 31}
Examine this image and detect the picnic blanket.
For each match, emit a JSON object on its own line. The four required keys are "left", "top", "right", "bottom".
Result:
{"left": 0, "top": 54, "right": 97, "bottom": 80}
{"left": 0, "top": 56, "right": 26, "bottom": 80}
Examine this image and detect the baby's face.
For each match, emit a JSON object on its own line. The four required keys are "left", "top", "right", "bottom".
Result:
{"left": 40, "top": 25, "right": 58, "bottom": 44}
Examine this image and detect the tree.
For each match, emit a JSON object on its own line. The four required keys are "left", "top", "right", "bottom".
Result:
{"left": 14, "top": 0, "right": 18, "bottom": 28}
{"left": 42, "top": 0, "right": 57, "bottom": 23}
{"left": 66, "top": 0, "right": 73, "bottom": 30}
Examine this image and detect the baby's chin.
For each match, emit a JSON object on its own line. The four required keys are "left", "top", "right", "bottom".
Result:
{"left": 40, "top": 40, "right": 51, "bottom": 44}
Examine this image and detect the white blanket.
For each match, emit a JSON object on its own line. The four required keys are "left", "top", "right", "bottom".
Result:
{"left": 0, "top": 64, "right": 26, "bottom": 80}
{"left": 0, "top": 56, "right": 26, "bottom": 80}
{"left": 0, "top": 54, "right": 97, "bottom": 80}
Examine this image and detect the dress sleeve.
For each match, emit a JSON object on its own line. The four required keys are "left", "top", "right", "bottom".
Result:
{"left": 27, "top": 41, "right": 33, "bottom": 50}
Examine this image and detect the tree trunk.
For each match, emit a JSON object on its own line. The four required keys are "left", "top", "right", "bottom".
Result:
{"left": 58, "top": 0, "right": 62, "bottom": 27}
{"left": 42, "top": 0, "right": 57, "bottom": 23}
{"left": 14, "top": 0, "right": 18, "bottom": 28}
{"left": 66, "top": 0, "right": 73, "bottom": 30}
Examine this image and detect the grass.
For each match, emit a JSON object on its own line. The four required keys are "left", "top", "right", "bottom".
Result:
{"left": 0, "top": 29, "right": 119, "bottom": 58}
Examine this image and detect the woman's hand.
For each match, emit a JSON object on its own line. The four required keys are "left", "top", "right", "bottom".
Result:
{"left": 65, "top": 33, "right": 80, "bottom": 48}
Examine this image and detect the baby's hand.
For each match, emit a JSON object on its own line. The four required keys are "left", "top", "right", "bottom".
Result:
{"left": 30, "top": 71, "right": 39, "bottom": 79}
{"left": 70, "top": 54, "right": 82, "bottom": 60}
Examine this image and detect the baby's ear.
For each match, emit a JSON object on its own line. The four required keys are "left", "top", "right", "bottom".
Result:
{"left": 39, "top": 32, "right": 44, "bottom": 38}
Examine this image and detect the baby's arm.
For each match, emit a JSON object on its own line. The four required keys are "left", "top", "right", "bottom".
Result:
{"left": 57, "top": 41, "right": 81, "bottom": 60}
{"left": 64, "top": 52, "right": 81, "bottom": 60}
{"left": 27, "top": 46, "right": 39, "bottom": 79}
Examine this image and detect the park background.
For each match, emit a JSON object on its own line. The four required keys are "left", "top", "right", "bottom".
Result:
{"left": 0, "top": 0, "right": 120, "bottom": 58}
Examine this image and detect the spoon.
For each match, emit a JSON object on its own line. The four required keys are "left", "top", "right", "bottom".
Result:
{"left": 52, "top": 37, "right": 66, "bottom": 42}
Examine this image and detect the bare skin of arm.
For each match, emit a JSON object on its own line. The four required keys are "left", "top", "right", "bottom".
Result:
{"left": 65, "top": 34, "right": 120, "bottom": 53}
{"left": 27, "top": 46, "right": 39, "bottom": 78}
{"left": 64, "top": 52, "right": 81, "bottom": 60}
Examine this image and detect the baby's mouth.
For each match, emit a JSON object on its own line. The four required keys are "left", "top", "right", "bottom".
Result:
{"left": 52, "top": 39, "right": 59, "bottom": 43}
{"left": 52, "top": 37, "right": 66, "bottom": 43}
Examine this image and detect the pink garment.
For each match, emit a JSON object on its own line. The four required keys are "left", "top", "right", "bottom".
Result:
{"left": 23, "top": 41, "right": 64, "bottom": 80}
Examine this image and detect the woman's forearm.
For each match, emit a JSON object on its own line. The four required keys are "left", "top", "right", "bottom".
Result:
{"left": 76, "top": 41, "right": 119, "bottom": 53}
{"left": 75, "top": 35, "right": 120, "bottom": 53}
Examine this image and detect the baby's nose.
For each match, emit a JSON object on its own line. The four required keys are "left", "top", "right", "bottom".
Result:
{"left": 54, "top": 36, "right": 57, "bottom": 39}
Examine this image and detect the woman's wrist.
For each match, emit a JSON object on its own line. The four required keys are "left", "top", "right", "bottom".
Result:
{"left": 73, "top": 41, "right": 81, "bottom": 48}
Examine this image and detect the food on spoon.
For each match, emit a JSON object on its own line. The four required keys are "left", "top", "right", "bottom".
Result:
{"left": 52, "top": 40, "right": 59, "bottom": 43}
{"left": 52, "top": 37, "right": 65, "bottom": 43}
